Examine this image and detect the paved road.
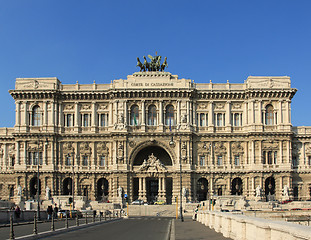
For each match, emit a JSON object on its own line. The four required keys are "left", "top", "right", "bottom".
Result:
{"left": 42, "top": 217, "right": 171, "bottom": 240}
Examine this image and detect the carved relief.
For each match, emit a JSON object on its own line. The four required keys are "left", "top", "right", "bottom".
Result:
{"left": 232, "top": 103, "right": 242, "bottom": 109}
{"left": 81, "top": 104, "right": 91, "bottom": 110}
{"left": 231, "top": 142, "right": 244, "bottom": 155}
{"left": 139, "top": 153, "right": 167, "bottom": 172}
{"left": 215, "top": 103, "right": 225, "bottom": 110}
{"left": 214, "top": 142, "right": 227, "bottom": 155}
{"left": 262, "top": 140, "right": 279, "bottom": 150}
{"left": 62, "top": 142, "right": 74, "bottom": 153}
{"left": 181, "top": 142, "right": 187, "bottom": 162}
{"left": 198, "top": 103, "right": 208, "bottom": 109}
{"left": 117, "top": 142, "right": 124, "bottom": 162}
{"left": 305, "top": 143, "right": 311, "bottom": 156}
{"left": 80, "top": 142, "right": 91, "bottom": 154}
{"left": 64, "top": 104, "right": 74, "bottom": 110}
{"left": 98, "top": 104, "right": 108, "bottom": 110}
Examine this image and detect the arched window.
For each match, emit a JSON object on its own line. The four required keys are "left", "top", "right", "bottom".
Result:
{"left": 265, "top": 105, "right": 274, "bottom": 125}
{"left": 130, "top": 105, "right": 139, "bottom": 126}
{"left": 148, "top": 105, "right": 157, "bottom": 126}
{"left": 32, "top": 105, "right": 41, "bottom": 126}
{"left": 165, "top": 105, "right": 174, "bottom": 126}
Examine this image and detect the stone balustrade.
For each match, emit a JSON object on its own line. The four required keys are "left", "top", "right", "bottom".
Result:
{"left": 197, "top": 211, "right": 311, "bottom": 240}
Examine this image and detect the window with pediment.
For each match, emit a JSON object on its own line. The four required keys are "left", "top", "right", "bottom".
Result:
{"left": 130, "top": 105, "right": 139, "bottom": 126}
{"left": 148, "top": 105, "right": 157, "bottom": 126}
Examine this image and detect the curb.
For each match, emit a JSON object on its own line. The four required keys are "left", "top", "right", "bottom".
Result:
{"left": 12, "top": 218, "right": 122, "bottom": 240}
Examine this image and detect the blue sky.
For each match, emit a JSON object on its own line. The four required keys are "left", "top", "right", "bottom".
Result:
{"left": 0, "top": 0, "right": 310, "bottom": 127}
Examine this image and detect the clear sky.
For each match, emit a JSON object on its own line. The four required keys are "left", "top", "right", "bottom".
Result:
{"left": 0, "top": 0, "right": 310, "bottom": 127}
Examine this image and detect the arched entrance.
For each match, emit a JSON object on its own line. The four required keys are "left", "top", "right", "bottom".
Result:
{"left": 62, "top": 178, "right": 72, "bottom": 195}
{"left": 132, "top": 145, "right": 173, "bottom": 204}
{"left": 231, "top": 178, "right": 243, "bottom": 195}
{"left": 197, "top": 178, "right": 208, "bottom": 201}
{"left": 265, "top": 176, "right": 275, "bottom": 201}
{"left": 97, "top": 178, "right": 109, "bottom": 201}
{"left": 29, "top": 177, "right": 41, "bottom": 199}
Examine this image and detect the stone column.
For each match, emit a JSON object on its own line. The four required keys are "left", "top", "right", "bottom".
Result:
{"left": 159, "top": 100, "right": 163, "bottom": 126}
{"left": 208, "top": 101, "right": 214, "bottom": 129}
{"left": 109, "top": 102, "right": 113, "bottom": 127}
{"left": 285, "top": 100, "right": 290, "bottom": 124}
{"left": 226, "top": 101, "right": 231, "bottom": 129}
{"left": 259, "top": 141, "right": 262, "bottom": 164}
{"left": 91, "top": 142, "right": 96, "bottom": 168}
{"left": 279, "top": 100, "right": 283, "bottom": 124}
{"left": 141, "top": 100, "right": 145, "bottom": 126}
{"left": 158, "top": 177, "right": 162, "bottom": 200}
{"left": 142, "top": 177, "right": 147, "bottom": 202}
{"left": 23, "top": 142, "right": 27, "bottom": 165}
{"left": 163, "top": 178, "right": 166, "bottom": 201}
{"left": 16, "top": 142, "right": 20, "bottom": 165}
{"left": 280, "top": 141, "right": 283, "bottom": 164}
{"left": 138, "top": 177, "right": 143, "bottom": 199}
{"left": 243, "top": 102, "right": 248, "bottom": 126}
{"left": 257, "top": 100, "right": 262, "bottom": 124}
{"left": 113, "top": 101, "right": 118, "bottom": 126}
{"left": 91, "top": 101, "right": 96, "bottom": 131}
{"left": 15, "top": 101, "right": 21, "bottom": 127}
{"left": 44, "top": 101, "right": 48, "bottom": 127}
{"left": 124, "top": 100, "right": 128, "bottom": 126}
{"left": 177, "top": 100, "right": 181, "bottom": 126}
{"left": 43, "top": 141, "right": 47, "bottom": 165}
{"left": 251, "top": 141, "right": 255, "bottom": 165}
{"left": 302, "top": 142, "right": 306, "bottom": 166}
{"left": 187, "top": 101, "right": 190, "bottom": 125}
{"left": 227, "top": 142, "right": 231, "bottom": 166}
{"left": 249, "top": 100, "right": 254, "bottom": 124}
{"left": 74, "top": 102, "right": 79, "bottom": 131}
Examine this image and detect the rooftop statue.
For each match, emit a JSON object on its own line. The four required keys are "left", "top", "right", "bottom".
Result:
{"left": 137, "top": 53, "right": 168, "bottom": 72}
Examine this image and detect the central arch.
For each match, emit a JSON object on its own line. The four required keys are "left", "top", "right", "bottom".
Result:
{"left": 131, "top": 144, "right": 173, "bottom": 204}
{"left": 133, "top": 146, "right": 172, "bottom": 166}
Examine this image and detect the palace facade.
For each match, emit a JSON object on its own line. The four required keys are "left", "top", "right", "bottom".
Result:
{"left": 0, "top": 71, "right": 310, "bottom": 204}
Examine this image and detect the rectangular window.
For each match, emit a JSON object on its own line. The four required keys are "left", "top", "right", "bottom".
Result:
{"left": 83, "top": 114, "right": 90, "bottom": 127}
{"left": 99, "top": 114, "right": 108, "bottom": 127}
{"left": 308, "top": 156, "right": 311, "bottom": 165}
{"left": 292, "top": 156, "right": 298, "bottom": 166}
{"left": 234, "top": 155, "right": 240, "bottom": 166}
{"left": 199, "top": 113, "right": 205, "bottom": 127}
{"left": 217, "top": 156, "right": 223, "bottom": 165}
{"left": 66, "top": 114, "right": 73, "bottom": 127}
{"left": 199, "top": 156, "right": 205, "bottom": 166}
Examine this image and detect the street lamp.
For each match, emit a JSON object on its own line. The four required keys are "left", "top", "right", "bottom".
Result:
{"left": 35, "top": 137, "right": 48, "bottom": 220}
{"left": 179, "top": 136, "right": 184, "bottom": 222}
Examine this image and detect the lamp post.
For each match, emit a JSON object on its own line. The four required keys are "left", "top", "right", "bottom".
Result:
{"left": 179, "top": 136, "right": 184, "bottom": 222}
{"left": 35, "top": 137, "right": 48, "bottom": 220}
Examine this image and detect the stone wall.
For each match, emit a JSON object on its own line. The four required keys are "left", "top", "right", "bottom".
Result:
{"left": 197, "top": 211, "right": 311, "bottom": 240}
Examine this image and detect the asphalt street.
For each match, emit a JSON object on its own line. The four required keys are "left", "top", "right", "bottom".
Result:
{"left": 42, "top": 217, "right": 171, "bottom": 240}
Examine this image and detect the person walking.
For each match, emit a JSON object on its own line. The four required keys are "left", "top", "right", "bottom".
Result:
{"left": 53, "top": 204, "right": 58, "bottom": 218}
{"left": 47, "top": 205, "right": 53, "bottom": 220}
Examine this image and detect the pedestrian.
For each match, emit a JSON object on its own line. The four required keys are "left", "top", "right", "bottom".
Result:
{"left": 53, "top": 204, "right": 58, "bottom": 218}
{"left": 47, "top": 205, "right": 53, "bottom": 220}
{"left": 14, "top": 206, "right": 21, "bottom": 219}
{"left": 193, "top": 205, "right": 199, "bottom": 221}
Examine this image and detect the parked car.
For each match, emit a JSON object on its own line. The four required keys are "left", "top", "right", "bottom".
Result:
{"left": 154, "top": 200, "right": 166, "bottom": 205}
{"left": 281, "top": 200, "right": 292, "bottom": 204}
{"left": 132, "top": 199, "right": 144, "bottom": 205}
{"left": 57, "top": 210, "right": 83, "bottom": 218}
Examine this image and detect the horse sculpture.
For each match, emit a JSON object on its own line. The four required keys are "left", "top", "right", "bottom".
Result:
{"left": 161, "top": 57, "right": 168, "bottom": 71}
{"left": 136, "top": 57, "right": 145, "bottom": 72}
{"left": 136, "top": 54, "right": 168, "bottom": 72}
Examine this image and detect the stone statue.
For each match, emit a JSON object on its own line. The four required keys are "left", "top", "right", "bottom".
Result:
{"left": 46, "top": 186, "right": 51, "bottom": 200}
{"left": 17, "top": 185, "right": 23, "bottom": 196}
{"left": 136, "top": 54, "right": 168, "bottom": 72}
{"left": 255, "top": 185, "right": 262, "bottom": 197}
{"left": 136, "top": 57, "right": 145, "bottom": 72}
{"left": 283, "top": 185, "right": 289, "bottom": 197}
{"left": 117, "top": 186, "right": 123, "bottom": 198}
{"left": 182, "top": 187, "right": 187, "bottom": 198}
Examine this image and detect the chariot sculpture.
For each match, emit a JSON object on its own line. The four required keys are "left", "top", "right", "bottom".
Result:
{"left": 137, "top": 54, "right": 168, "bottom": 72}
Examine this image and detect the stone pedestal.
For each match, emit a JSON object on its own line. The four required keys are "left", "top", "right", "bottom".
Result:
{"left": 14, "top": 196, "right": 25, "bottom": 209}
{"left": 254, "top": 196, "right": 265, "bottom": 202}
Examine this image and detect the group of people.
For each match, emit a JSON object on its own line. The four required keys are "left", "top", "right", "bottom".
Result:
{"left": 46, "top": 204, "right": 58, "bottom": 220}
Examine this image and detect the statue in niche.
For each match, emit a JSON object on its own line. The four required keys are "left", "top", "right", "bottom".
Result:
{"left": 17, "top": 185, "right": 23, "bottom": 196}
{"left": 283, "top": 185, "right": 289, "bottom": 197}
{"left": 46, "top": 186, "right": 51, "bottom": 200}
{"left": 117, "top": 186, "right": 123, "bottom": 198}
{"left": 255, "top": 185, "right": 262, "bottom": 197}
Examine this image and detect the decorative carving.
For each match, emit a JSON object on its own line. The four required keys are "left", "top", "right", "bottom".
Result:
{"left": 198, "top": 104, "right": 208, "bottom": 109}
{"left": 215, "top": 103, "right": 225, "bottom": 110}
{"left": 214, "top": 142, "right": 227, "bottom": 155}
{"left": 117, "top": 142, "right": 124, "bottom": 162}
{"left": 63, "top": 142, "right": 74, "bottom": 153}
{"left": 139, "top": 153, "right": 167, "bottom": 172}
{"left": 81, "top": 104, "right": 91, "bottom": 110}
{"left": 98, "top": 104, "right": 108, "bottom": 110}
{"left": 305, "top": 143, "right": 311, "bottom": 156}
{"left": 64, "top": 104, "right": 74, "bottom": 110}
{"left": 232, "top": 103, "right": 242, "bottom": 109}
{"left": 80, "top": 142, "right": 91, "bottom": 154}
{"left": 181, "top": 142, "right": 187, "bottom": 162}
{"left": 262, "top": 140, "right": 279, "bottom": 150}
{"left": 231, "top": 142, "right": 244, "bottom": 155}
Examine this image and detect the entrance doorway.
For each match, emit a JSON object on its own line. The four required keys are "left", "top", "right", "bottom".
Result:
{"left": 147, "top": 178, "right": 158, "bottom": 203}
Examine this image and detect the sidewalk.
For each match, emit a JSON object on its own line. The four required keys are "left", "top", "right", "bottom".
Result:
{"left": 174, "top": 217, "right": 231, "bottom": 240}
